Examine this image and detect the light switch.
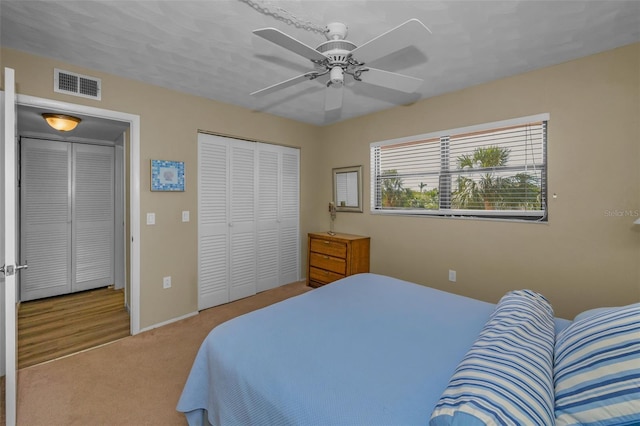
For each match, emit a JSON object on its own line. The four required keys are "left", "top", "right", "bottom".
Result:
{"left": 146, "top": 212, "right": 156, "bottom": 225}
{"left": 182, "top": 210, "right": 190, "bottom": 222}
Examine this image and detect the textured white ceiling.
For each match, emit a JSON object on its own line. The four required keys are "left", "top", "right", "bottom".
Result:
{"left": 2, "top": 0, "right": 639, "bottom": 127}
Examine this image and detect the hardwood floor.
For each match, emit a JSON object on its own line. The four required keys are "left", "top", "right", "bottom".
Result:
{"left": 17, "top": 287, "right": 130, "bottom": 369}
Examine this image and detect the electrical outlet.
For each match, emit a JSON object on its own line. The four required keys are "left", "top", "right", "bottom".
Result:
{"left": 146, "top": 212, "right": 155, "bottom": 225}
{"left": 163, "top": 276, "right": 171, "bottom": 289}
{"left": 448, "top": 270, "right": 457, "bottom": 282}
{"left": 182, "top": 210, "right": 190, "bottom": 222}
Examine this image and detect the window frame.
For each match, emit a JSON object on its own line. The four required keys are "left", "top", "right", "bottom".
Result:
{"left": 370, "top": 113, "right": 549, "bottom": 222}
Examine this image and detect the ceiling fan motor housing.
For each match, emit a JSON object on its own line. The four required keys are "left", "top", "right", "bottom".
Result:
{"left": 316, "top": 40, "right": 357, "bottom": 66}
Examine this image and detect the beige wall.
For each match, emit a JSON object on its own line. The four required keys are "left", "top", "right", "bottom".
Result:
{"left": 2, "top": 42, "right": 638, "bottom": 325}
{"left": 1, "top": 47, "right": 323, "bottom": 329}
{"left": 317, "top": 43, "right": 640, "bottom": 319}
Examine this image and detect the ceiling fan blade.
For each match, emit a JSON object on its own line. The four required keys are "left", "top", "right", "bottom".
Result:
{"left": 350, "top": 19, "right": 431, "bottom": 64}
{"left": 325, "top": 84, "right": 343, "bottom": 111}
{"left": 251, "top": 72, "right": 318, "bottom": 96}
{"left": 253, "top": 28, "right": 327, "bottom": 62}
{"left": 358, "top": 68, "right": 423, "bottom": 93}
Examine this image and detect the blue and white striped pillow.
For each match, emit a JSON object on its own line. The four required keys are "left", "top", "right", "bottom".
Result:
{"left": 554, "top": 302, "right": 640, "bottom": 426}
{"left": 430, "top": 290, "right": 555, "bottom": 426}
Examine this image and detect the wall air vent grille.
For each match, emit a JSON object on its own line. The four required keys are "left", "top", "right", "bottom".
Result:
{"left": 54, "top": 68, "right": 101, "bottom": 100}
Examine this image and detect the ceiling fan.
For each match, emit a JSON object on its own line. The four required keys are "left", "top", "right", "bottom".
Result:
{"left": 251, "top": 19, "right": 431, "bottom": 112}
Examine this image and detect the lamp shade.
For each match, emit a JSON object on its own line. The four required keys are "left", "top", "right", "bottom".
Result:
{"left": 634, "top": 217, "right": 640, "bottom": 225}
{"left": 42, "top": 113, "right": 81, "bottom": 131}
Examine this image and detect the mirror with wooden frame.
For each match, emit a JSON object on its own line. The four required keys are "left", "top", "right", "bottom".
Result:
{"left": 332, "top": 165, "right": 363, "bottom": 212}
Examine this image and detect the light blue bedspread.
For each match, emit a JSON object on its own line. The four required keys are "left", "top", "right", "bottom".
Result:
{"left": 177, "top": 273, "right": 570, "bottom": 425}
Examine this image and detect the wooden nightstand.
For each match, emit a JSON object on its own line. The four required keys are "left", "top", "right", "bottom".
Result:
{"left": 307, "top": 232, "right": 370, "bottom": 288}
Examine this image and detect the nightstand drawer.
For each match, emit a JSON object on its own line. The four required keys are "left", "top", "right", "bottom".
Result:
{"left": 310, "top": 238, "right": 347, "bottom": 258}
{"left": 309, "top": 266, "right": 345, "bottom": 284}
{"left": 306, "top": 232, "right": 370, "bottom": 288}
{"left": 309, "top": 252, "right": 346, "bottom": 274}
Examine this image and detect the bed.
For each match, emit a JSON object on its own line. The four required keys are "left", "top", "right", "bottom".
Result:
{"left": 177, "top": 273, "right": 640, "bottom": 426}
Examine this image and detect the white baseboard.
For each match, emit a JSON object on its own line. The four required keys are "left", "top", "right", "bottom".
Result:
{"left": 137, "top": 311, "right": 198, "bottom": 334}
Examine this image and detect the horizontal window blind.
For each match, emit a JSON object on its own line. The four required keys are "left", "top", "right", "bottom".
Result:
{"left": 371, "top": 114, "right": 548, "bottom": 221}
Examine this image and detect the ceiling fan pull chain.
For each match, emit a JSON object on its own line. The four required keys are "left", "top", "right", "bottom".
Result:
{"left": 237, "top": 0, "right": 327, "bottom": 35}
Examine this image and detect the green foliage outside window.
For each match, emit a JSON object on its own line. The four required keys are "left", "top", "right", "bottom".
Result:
{"left": 451, "top": 146, "right": 541, "bottom": 211}
{"left": 380, "top": 147, "right": 541, "bottom": 211}
{"left": 380, "top": 169, "right": 439, "bottom": 209}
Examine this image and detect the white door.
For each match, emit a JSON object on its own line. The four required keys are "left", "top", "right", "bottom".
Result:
{"left": 228, "top": 141, "right": 256, "bottom": 302}
{"left": 256, "top": 144, "right": 300, "bottom": 292}
{"left": 197, "top": 134, "right": 257, "bottom": 310}
{"left": 198, "top": 135, "right": 230, "bottom": 309}
{"left": 3, "top": 67, "right": 19, "bottom": 426}
{"left": 20, "top": 139, "right": 72, "bottom": 300}
{"left": 279, "top": 148, "right": 300, "bottom": 285}
{"left": 20, "top": 140, "right": 115, "bottom": 301}
{"left": 256, "top": 145, "right": 280, "bottom": 292}
{"left": 72, "top": 143, "right": 115, "bottom": 292}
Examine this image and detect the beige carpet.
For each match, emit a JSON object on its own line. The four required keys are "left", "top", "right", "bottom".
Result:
{"left": 11, "top": 281, "right": 311, "bottom": 425}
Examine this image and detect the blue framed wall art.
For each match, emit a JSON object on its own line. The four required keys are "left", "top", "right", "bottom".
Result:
{"left": 151, "top": 159, "right": 185, "bottom": 191}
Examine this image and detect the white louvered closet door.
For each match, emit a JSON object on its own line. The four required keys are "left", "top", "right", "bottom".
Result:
{"left": 20, "top": 139, "right": 72, "bottom": 301}
{"left": 256, "top": 145, "right": 280, "bottom": 292}
{"left": 72, "top": 143, "right": 114, "bottom": 292}
{"left": 228, "top": 141, "right": 257, "bottom": 302}
{"left": 198, "top": 134, "right": 257, "bottom": 308}
{"left": 198, "top": 135, "right": 230, "bottom": 310}
{"left": 279, "top": 148, "right": 300, "bottom": 285}
{"left": 198, "top": 134, "right": 298, "bottom": 310}
{"left": 256, "top": 144, "right": 300, "bottom": 292}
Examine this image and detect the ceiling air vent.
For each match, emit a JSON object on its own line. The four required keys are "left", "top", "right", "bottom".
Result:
{"left": 54, "top": 68, "right": 101, "bottom": 100}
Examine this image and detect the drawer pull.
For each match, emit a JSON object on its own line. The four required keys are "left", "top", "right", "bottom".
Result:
{"left": 323, "top": 255, "right": 329, "bottom": 259}
{"left": 323, "top": 241, "right": 330, "bottom": 244}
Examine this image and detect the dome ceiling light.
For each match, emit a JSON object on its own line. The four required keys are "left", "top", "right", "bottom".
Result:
{"left": 42, "top": 113, "right": 81, "bottom": 132}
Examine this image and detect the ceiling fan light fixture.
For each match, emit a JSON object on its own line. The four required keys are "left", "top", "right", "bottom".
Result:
{"left": 42, "top": 113, "right": 81, "bottom": 132}
{"left": 330, "top": 67, "right": 344, "bottom": 85}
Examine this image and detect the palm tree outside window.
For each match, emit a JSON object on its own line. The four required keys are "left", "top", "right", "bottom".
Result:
{"left": 371, "top": 114, "right": 547, "bottom": 221}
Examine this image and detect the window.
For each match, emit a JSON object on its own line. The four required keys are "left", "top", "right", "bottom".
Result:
{"left": 370, "top": 114, "right": 548, "bottom": 221}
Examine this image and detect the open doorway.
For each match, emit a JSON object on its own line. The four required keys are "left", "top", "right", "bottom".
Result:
{"left": 12, "top": 96, "right": 139, "bottom": 366}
